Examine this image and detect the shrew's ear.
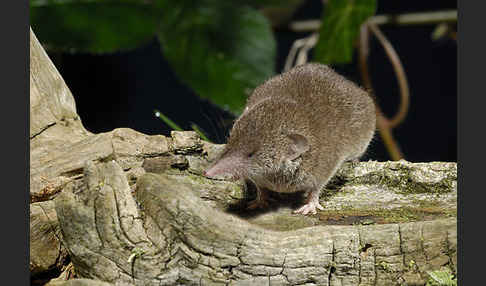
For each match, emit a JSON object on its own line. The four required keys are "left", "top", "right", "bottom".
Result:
{"left": 286, "top": 133, "right": 309, "bottom": 160}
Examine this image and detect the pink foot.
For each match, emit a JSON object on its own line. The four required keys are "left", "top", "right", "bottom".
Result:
{"left": 293, "top": 200, "right": 324, "bottom": 215}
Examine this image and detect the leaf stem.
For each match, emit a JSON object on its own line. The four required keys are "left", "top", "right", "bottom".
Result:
{"left": 190, "top": 123, "right": 211, "bottom": 142}
{"left": 154, "top": 109, "right": 183, "bottom": 131}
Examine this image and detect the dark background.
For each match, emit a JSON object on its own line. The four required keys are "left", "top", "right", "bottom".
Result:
{"left": 52, "top": 0, "right": 457, "bottom": 162}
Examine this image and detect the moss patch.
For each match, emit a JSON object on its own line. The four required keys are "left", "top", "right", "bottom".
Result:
{"left": 351, "top": 170, "right": 456, "bottom": 195}
{"left": 318, "top": 203, "right": 456, "bottom": 225}
{"left": 336, "top": 161, "right": 457, "bottom": 195}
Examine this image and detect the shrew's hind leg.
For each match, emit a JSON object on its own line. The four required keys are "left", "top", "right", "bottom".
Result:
{"left": 247, "top": 184, "right": 271, "bottom": 210}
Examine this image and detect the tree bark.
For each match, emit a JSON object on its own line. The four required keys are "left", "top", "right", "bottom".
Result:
{"left": 29, "top": 27, "right": 456, "bottom": 286}
{"left": 53, "top": 159, "right": 456, "bottom": 286}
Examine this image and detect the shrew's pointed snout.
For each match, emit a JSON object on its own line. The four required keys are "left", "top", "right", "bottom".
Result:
{"left": 203, "top": 164, "right": 221, "bottom": 178}
{"left": 202, "top": 168, "right": 213, "bottom": 178}
{"left": 203, "top": 155, "right": 242, "bottom": 180}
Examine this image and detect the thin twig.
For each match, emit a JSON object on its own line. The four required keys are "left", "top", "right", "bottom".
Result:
{"left": 284, "top": 33, "right": 318, "bottom": 71}
{"left": 290, "top": 10, "right": 457, "bottom": 32}
{"left": 371, "top": 10, "right": 457, "bottom": 26}
{"left": 358, "top": 24, "right": 372, "bottom": 92}
{"left": 357, "top": 23, "right": 405, "bottom": 161}
{"left": 294, "top": 33, "right": 319, "bottom": 67}
{"left": 376, "top": 114, "right": 405, "bottom": 160}
{"left": 368, "top": 23, "right": 410, "bottom": 128}
{"left": 449, "top": 30, "right": 457, "bottom": 41}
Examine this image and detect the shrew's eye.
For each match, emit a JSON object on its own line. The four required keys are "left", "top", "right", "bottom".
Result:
{"left": 247, "top": 152, "right": 255, "bottom": 158}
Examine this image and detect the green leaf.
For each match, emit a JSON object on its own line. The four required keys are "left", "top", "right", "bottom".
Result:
{"left": 157, "top": 1, "right": 276, "bottom": 115}
{"left": 314, "top": 0, "right": 376, "bottom": 64}
{"left": 30, "top": 1, "right": 159, "bottom": 53}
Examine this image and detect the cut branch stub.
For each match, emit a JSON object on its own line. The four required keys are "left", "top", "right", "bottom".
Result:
{"left": 55, "top": 160, "right": 456, "bottom": 286}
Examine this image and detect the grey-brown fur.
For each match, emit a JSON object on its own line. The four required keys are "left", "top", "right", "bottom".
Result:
{"left": 204, "top": 63, "right": 376, "bottom": 215}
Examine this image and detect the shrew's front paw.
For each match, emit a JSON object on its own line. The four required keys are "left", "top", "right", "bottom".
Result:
{"left": 293, "top": 200, "right": 324, "bottom": 215}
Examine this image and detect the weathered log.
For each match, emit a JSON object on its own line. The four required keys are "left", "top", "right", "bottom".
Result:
{"left": 30, "top": 25, "right": 181, "bottom": 280}
{"left": 54, "top": 158, "right": 456, "bottom": 286}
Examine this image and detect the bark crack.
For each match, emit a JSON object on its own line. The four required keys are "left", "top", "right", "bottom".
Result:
{"left": 30, "top": 122, "right": 56, "bottom": 139}
{"left": 444, "top": 228, "right": 455, "bottom": 273}
{"left": 373, "top": 249, "right": 377, "bottom": 286}
{"left": 328, "top": 241, "right": 335, "bottom": 286}
{"left": 93, "top": 193, "right": 105, "bottom": 249}
{"left": 38, "top": 203, "right": 66, "bottom": 270}
{"left": 420, "top": 223, "right": 428, "bottom": 262}
{"left": 280, "top": 252, "right": 289, "bottom": 283}
{"left": 398, "top": 224, "right": 405, "bottom": 268}
{"left": 110, "top": 184, "right": 139, "bottom": 246}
